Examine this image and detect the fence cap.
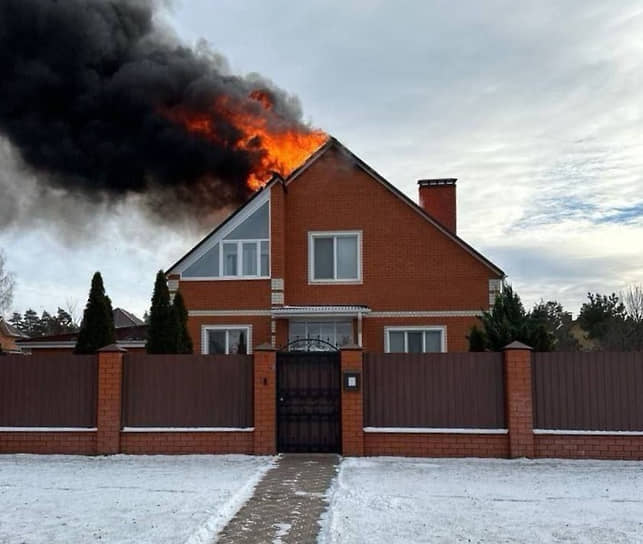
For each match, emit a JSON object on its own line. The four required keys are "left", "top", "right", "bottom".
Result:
{"left": 502, "top": 341, "right": 533, "bottom": 351}
{"left": 97, "top": 343, "right": 128, "bottom": 353}
{"left": 340, "top": 344, "right": 363, "bottom": 351}
{"left": 254, "top": 343, "right": 277, "bottom": 351}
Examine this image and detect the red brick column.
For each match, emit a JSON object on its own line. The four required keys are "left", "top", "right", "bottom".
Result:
{"left": 341, "top": 346, "right": 364, "bottom": 456}
{"left": 97, "top": 345, "right": 126, "bottom": 455}
{"left": 254, "top": 344, "right": 277, "bottom": 455}
{"left": 503, "top": 341, "right": 534, "bottom": 458}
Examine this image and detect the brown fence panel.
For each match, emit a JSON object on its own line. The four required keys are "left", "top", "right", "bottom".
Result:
{"left": 0, "top": 354, "right": 97, "bottom": 427}
{"left": 123, "top": 354, "right": 253, "bottom": 428}
{"left": 364, "top": 352, "right": 505, "bottom": 428}
{"left": 533, "top": 352, "right": 643, "bottom": 431}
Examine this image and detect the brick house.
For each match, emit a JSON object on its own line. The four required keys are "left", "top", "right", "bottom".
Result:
{"left": 0, "top": 317, "right": 27, "bottom": 353}
{"left": 167, "top": 138, "right": 504, "bottom": 354}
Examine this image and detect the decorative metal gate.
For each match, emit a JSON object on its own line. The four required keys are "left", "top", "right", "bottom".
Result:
{"left": 276, "top": 344, "right": 341, "bottom": 453}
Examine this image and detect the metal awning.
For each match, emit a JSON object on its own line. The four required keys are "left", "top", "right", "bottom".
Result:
{"left": 271, "top": 305, "right": 371, "bottom": 318}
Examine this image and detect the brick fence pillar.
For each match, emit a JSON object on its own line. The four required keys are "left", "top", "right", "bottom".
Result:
{"left": 254, "top": 344, "right": 277, "bottom": 455}
{"left": 503, "top": 341, "right": 534, "bottom": 458}
{"left": 340, "top": 345, "right": 364, "bottom": 456}
{"left": 96, "top": 344, "right": 126, "bottom": 455}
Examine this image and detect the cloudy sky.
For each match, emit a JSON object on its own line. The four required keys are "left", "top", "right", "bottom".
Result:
{"left": 2, "top": 0, "right": 643, "bottom": 320}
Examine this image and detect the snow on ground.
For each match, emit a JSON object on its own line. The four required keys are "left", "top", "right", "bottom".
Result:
{"left": 322, "top": 457, "right": 643, "bottom": 543}
{"left": 0, "top": 454, "right": 273, "bottom": 544}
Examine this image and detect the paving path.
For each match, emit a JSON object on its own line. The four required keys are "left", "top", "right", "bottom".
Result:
{"left": 217, "top": 454, "right": 338, "bottom": 544}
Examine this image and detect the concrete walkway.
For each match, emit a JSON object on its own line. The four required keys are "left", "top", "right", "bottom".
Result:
{"left": 217, "top": 454, "right": 339, "bottom": 544}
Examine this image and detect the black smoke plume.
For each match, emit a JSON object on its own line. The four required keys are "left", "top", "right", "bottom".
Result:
{"left": 0, "top": 0, "right": 308, "bottom": 227}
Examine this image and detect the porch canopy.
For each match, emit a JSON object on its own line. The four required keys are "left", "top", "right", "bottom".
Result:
{"left": 271, "top": 305, "right": 371, "bottom": 347}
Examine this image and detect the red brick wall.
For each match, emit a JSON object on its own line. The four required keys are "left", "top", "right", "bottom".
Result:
{"left": 341, "top": 348, "right": 364, "bottom": 456}
{"left": 180, "top": 280, "right": 270, "bottom": 310}
{"left": 254, "top": 348, "right": 277, "bottom": 454}
{"left": 96, "top": 350, "right": 124, "bottom": 454}
{"left": 364, "top": 432, "right": 509, "bottom": 457}
{"left": 534, "top": 434, "right": 643, "bottom": 460}
{"left": 504, "top": 347, "right": 534, "bottom": 458}
{"left": 282, "top": 147, "right": 498, "bottom": 311}
{"left": 0, "top": 431, "right": 96, "bottom": 454}
{"left": 120, "top": 431, "right": 253, "bottom": 454}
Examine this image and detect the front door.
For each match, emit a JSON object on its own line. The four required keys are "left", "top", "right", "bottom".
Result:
{"left": 276, "top": 350, "right": 341, "bottom": 453}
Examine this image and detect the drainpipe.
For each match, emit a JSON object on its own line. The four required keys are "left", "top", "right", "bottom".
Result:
{"left": 357, "top": 311, "right": 363, "bottom": 347}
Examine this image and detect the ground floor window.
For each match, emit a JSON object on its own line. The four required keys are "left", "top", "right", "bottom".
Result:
{"left": 288, "top": 320, "right": 353, "bottom": 350}
{"left": 202, "top": 325, "right": 252, "bottom": 354}
{"left": 384, "top": 326, "right": 445, "bottom": 353}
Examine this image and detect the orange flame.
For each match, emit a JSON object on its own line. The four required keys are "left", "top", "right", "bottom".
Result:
{"left": 165, "top": 90, "right": 327, "bottom": 191}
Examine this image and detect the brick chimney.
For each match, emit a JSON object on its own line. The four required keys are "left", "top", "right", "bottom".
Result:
{"left": 417, "top": 178, "right": 457, "bottom": 234}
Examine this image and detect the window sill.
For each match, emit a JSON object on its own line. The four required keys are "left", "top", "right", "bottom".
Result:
{"left": 308, "top": 279, "right": 363, "bottom": 285}
{"left": 181, "top": 276, "right": 270, "bottom": 281}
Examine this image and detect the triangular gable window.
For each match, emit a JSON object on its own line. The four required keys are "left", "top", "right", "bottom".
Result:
{"left": 183, "top": 202, "right": 269, "bottom": 278}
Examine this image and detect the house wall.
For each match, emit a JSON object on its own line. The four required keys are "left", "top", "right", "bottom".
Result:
{"left": 279, "top": 147, "right": 497, "bottom": 312}
{"left": 178, "top": 144, "right": 500, "bottom": 353}
{"left": 0, "top": 331, "right": 18, "bottom": 352}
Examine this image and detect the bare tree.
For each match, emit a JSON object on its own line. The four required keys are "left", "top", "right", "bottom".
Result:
{"left": 64, "top": 297, "right": 81, "bottom": 327}
{"left": 622, "top": 284, "right": 643, "bottom": 324}
{"left": 0, "top": 249, "right": 15, "bottom": 317}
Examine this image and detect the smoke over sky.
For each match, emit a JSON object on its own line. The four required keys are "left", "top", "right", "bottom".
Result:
{"left": 0, "top": 0, "right": 318, "bottom": 230}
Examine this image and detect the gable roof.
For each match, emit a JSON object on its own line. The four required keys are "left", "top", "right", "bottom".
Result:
{"left": 167, "top": 180, "right": 277, "bottom": 275}
{"left": 113, "top": 308, "right": 144, "bottom": 328}
{"left": 167, "top": 136, "right": 504, "bottom": 277}
{"left": 287, "top": 137, "right": 504, "bottom": 277}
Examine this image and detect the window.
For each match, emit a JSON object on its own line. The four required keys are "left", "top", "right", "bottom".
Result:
{"left": 183, "top": 201, "right": 269, "bottom": 279}
{"left": 309, "top": 231, "right": 361, "bottom": 282}
{"left": 289, "top": 320, "right": 354, "bottom": 350}
{"left": 385, "top": 327, "right": 445, "bottom": 353}
{"left": 202, "top": 326, "right": 252, "bottom": 354}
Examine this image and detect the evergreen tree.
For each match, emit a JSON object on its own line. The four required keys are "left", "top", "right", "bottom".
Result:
{"left": 468, "top": 284, "right": 555, "bottom": 351}
{"left": 22, "top": 309, "right": 40, "bottom": 337}
{"left": 172, "top": 290, "right": 193, "bottom": 354}
{"left": 75, "top": 272, "right": 115, "bottom": 354}
{"left": 146, "top": 270, "right": 177, "bottom": 353}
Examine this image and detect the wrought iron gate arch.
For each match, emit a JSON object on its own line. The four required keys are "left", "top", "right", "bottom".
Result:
{"left": 279, "top": 337, "right": 340, "bottom": 352}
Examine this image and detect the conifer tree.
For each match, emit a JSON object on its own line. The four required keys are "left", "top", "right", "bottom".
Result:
{"left": 146, "top": 270, "right": 177, "bottom": 353}
{"left": 172, "top": 290, "right": 193, "bottom": 354}
{"left": 75, "top": 272, "right": 115, "bottom": 353}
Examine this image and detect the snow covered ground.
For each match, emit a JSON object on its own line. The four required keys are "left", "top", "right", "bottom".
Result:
{"left": 0, "top": 454, "right": 273, "bottom": 544}
{"left": 322, "top": 457, "right": 643, "bottom": 543}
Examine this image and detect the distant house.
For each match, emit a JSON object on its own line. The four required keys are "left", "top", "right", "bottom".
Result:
{"left": 167, "top": 138, "right": 505, "bottom": 354}
{"left": 16, "top": 308, "right": 147, "bottom": 354}
{"left": 0, "top": 318, "right": 28, "bottom": 353}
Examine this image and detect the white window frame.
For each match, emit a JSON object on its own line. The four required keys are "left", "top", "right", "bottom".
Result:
{"left": 384, "top": 326, "right": 447, "bottom": 353}
{"left": 201, "top": 325, "right": 253, "bottom": 354}
{"left": 308, "top": 230, "right": 362, "bottom": 284}
{"left": 220, "top": 239, "right": 269, "bottom": 279}
{"left": 288, "top": 319, "right": 354, "bottom": 349}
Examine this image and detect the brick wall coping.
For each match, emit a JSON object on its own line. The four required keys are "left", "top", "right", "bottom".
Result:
{"left": 534, "top": 429, "right": 643, "bottom": 436}
{"left": 97, "top": 344, "right": 127, "bottom": 352}
{"left": 363, "top": 427, "right": 508, "bottom": 434}
{"left": 0, "top": 427, "right": 97, "bottom": 432}
{"left": 121, "top": 427, "right": 255, "bottom": 433}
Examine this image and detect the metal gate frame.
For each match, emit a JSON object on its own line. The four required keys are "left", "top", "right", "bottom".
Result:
{"left": 276, "top": 344, "right": 341, "bottom": 453}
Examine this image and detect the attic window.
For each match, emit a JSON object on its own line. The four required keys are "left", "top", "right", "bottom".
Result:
{"left": 183, "top": 202, "right": 269, "bottom": 279}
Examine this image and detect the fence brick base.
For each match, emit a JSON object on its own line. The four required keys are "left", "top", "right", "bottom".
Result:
{"left": 0, "top": 432, "right": 97, "bottom": 455}
{"left": 364, "top": 432, "right": 509, "bottom": 458}
{"left": 120, "top": 431, "right": 254, "bottom": 455}
{"left": 534, "top": 434, "right": 643, "bottom": 460}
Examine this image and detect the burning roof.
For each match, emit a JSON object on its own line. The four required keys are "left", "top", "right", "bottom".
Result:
{"left": 0, "top": 0, "right": 327, "bottom": 228}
